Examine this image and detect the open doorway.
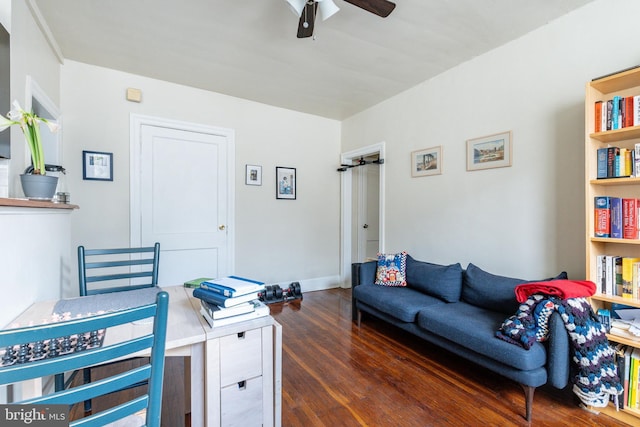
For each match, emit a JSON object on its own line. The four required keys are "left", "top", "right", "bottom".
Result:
{"left": 339, "top": 142, "right": 385, "bottom": 287}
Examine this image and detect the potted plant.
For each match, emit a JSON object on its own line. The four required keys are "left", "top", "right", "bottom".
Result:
{"left": 0, "top": 100, "right": 60, "bottom": 199}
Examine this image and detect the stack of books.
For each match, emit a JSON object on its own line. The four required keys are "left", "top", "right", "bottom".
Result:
{"left": 192, "top": 276, "right": 269, "bottom": 327}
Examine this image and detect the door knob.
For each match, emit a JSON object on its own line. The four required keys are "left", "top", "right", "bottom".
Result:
{"left": 363, "top": 224, "right": 369, "bottom": 229}
{"left": 219, "top": 225, "right": 226, "bottom": 231}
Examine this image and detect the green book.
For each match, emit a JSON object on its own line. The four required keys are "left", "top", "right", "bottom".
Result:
{"left": 183, "top": 277, "right": 214, "bottom": 288}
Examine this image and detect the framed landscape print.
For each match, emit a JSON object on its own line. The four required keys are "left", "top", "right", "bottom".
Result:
{"left": 276, "top": 166, "right": 296, "bottom": 200}
{"left": 466, "top": 131, "right": 512, "bottom": 171}
{"left": 411, "top": 146, "right": 442, "bottom": 177}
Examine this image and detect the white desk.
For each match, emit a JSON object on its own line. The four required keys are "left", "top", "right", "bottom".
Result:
{"left": 188, "top": 297, "right": 282, "bottom": 427}
{"left": 6, "top": 286, "right": 282, "bottom": 427}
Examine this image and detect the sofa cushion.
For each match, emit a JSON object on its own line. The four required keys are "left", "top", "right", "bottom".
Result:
{"left": 461, "top": 263, "right": 568, "bottom": 315}
{"left": 353, "top": 283, "right": 445, "bottom": 323}
{"left": 416, "top": 301, "right": 547, "bottom": 371}
{"left": 406, "top": 255, "right": 463, "bottom": 303}
{"left": 374, "top": 252, "right": 408, "bottom": 287}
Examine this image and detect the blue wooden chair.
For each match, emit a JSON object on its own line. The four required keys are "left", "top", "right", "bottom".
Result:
{"left": 0, "top": 291, "right": 169, "bottom": 427}
{"left": 78, "top": 243, "right": 161, "bottom": 296}
{"left": 66, "top": 243, "right": 161, "bottom": 413}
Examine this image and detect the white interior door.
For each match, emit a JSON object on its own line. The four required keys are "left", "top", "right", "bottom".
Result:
{"left": 355, "top": 159, "right": 380, "bottom": 261}
{"left": 131, "top": 116, "right": 234, "bottom": 285}
{"left": 364, "top": 163, "right": 380, "bottom": 259}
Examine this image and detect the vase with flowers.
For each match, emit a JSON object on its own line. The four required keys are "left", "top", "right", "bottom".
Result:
{"left": 0, "top": 100, "right": 60, "bottom": 199}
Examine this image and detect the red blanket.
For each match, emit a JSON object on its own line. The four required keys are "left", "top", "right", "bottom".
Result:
{"left": 514, "top": 280, "right": 596, "bottom": 303}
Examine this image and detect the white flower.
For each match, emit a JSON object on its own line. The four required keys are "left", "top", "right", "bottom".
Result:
{"left": 2, "top": 99, "right": 59, "bottom": 174}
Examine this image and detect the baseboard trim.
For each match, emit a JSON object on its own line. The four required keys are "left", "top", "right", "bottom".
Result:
{"left": 267, "top": 275, "right": 342, "bottom": 293}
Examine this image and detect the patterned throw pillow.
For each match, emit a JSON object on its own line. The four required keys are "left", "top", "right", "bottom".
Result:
{"left": 374, "top": 252, "right": 408, "bottom": 287}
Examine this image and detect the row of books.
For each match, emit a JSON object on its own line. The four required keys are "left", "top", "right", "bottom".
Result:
{"left": 594, "top": 96, "right": 640, "bottom": 133}
{"left": 594, "top": 197, "right": 640, "bottom": 239}
{"left": 596, "top": 255, "right": 640, "bottom": 299}
{"left": 186, "top": 276, "right": 269, "bottom": 327}
{"left": 596, "top": 145, "right": 640, "bottom": 179}
{"left": 611, "top": 344, "right": 640, "bottom": 410}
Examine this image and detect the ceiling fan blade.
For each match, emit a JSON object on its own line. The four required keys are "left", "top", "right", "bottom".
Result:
{"left": 343, "top": 0, "right": 396, "bottom": 18}
{"left": 297, "top": 2, "right": 318, "bottom": 38}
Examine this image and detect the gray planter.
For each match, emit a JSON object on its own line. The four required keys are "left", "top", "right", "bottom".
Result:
{"left": 20, "top": 174, "right": 58, "bottom": 200}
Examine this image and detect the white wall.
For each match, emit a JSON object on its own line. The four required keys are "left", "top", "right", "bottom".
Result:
{"left": 0, "top": 1, "right": 9, "bottom": 32}
{"left": 0, "top": 1, "right": 71, "bottom": 327}
{"left": 8, "top": 0, "right": 60, "bottom": 193}
{"left": 342, "top": 0, "right": 640, "bottom": 280}
{"left": 61, "top": 61, "right": 341, "bottom": 290}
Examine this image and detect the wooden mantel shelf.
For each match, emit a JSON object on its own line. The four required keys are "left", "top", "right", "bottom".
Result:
{"left": 0, "top": 197, "right": 78, "bottom": 210}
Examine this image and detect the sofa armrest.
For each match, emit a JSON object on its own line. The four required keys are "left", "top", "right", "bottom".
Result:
{"left": 359, "top": 261, "right": 377, "bottom": 286}
{"left": 351, "top": 261, "right": 377, "bottom": 321}
{"left": 546, "top": 311, "right": 570, "bottom": 389}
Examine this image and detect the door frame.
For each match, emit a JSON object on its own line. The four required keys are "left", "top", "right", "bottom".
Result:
{"left": 129, "top": 114, "right": 236, "bottom": 274}
{"left": 340, "top": 142, "right": 385, "bottom": 287}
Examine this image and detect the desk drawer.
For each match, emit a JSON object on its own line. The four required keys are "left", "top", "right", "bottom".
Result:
{"left": 220, "top": 328, "right": 262, "bottom": 386}
{"left": 221, "top": 376, "right": 263, "bottom": 426}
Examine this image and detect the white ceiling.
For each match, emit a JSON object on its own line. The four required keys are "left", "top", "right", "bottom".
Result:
{"left": 33, "top": 0, "right": 595, "bottom": 120}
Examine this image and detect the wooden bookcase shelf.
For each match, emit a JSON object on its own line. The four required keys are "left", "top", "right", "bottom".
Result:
{"left": 586, "top": 66, "right": 640, "bottom": 422}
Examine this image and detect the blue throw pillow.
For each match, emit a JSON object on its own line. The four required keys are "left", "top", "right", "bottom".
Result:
{"left": 406, "top": 255, "right": 463, "bottom": 303}
{"left": 461, "top": 263, "right": 568, "bottom": 314}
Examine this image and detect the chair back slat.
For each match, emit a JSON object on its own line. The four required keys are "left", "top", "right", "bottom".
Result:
{"left": 0, "top": 304, "right": 156, "bottom": 345}
{"left": 72, "top": 395, "right": 149, "bottom": 427}
{"left": 83, "top": 284, "right": 156, "bottom": 296}
{"left": 78, "top": 243, "right": 160, "bottom": 296}
{"left": 86, "top": 258, "right": 155, "bottom": 269}
{"left": 0, "top": 336, "right": 153, "bottom": 384}
{"left": 0, "top": 291, "right": 169, "bottom": 427}
{"left": 85, "top": 271, "right": 154, "bottom": 283}
{"left": 23, "top": 366, "right": 151, "bottom": 406}
{"left": 84, "top": 246, "right": 157, "bottom": 255}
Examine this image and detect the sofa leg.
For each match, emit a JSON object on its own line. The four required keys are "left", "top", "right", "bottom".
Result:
{"left": 357, "top": 309, "right": 362, "bottom": 328}
{"left": 520, "top": 384, "right": 535, "bottom": 422}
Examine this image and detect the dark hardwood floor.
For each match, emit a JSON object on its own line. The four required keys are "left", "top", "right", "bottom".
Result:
{"left": 73, "top": 288, "right": 630, "bottom": 426}
{"left": 272, "top": 288, "right": 628, "bottom": 427}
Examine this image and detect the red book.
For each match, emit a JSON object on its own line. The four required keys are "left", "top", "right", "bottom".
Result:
{"left": 623, "top": 198, "right": 639, "bottom": 239}
{"left": 595, "top": 196, "right": 611, "bottom": 237}
{"left": 625, "top": 97, "right": 635, "bottom": 128}
{"left": 595, "top": 101, "right": 603, "bottom": 133}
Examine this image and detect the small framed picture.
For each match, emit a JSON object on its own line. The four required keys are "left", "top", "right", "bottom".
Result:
{"left": 466, "top": 131, "right": 512, "bottom": 171}
{"left": 245, "top": 164, "right": 262, "bottom": 186}
{"left": 82, "top": 150, "right": 113, "bottom": 181}
{"left": 276, "top": 166, "right": 296, "bottom": 200}
{"left": 411, "top": 146, "right": 442, "bottom": 177}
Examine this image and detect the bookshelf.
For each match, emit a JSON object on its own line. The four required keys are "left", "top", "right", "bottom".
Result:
{"left": 586, "top": 66, "right": 640, "bottom": 423}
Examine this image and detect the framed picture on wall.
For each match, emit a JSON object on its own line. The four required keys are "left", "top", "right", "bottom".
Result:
{"left": 466, "top": 131, "right": 512, "bottom": 171}
{"left": 411, "top": 146, "right": 442, "bottom": 177}
{"left": 245, "top": 164, "right": 262, "bottom": 186}
{"left": 82, "top": 150, "right": 113, "bottom": 181}
{"left": 276, "top": 166, "right": 296, "bottom": 200}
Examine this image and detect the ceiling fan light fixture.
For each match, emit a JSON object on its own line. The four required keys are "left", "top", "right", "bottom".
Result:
{"left": 285, "top": 0, "right": 307, "bottom": 16}
{"left": 317, "top": 0, "right": 340, "bottom": 21}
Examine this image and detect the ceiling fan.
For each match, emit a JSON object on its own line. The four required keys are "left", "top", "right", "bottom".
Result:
{"left": 284, "top": 0, "right": 396, "bottom": 39}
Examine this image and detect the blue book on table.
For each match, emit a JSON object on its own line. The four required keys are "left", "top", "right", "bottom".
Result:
{"left": 200, "top": 276, "right": 264, "bottom": 297}
{"left": 193, "top": 286, "right": 260, "bottom": 308}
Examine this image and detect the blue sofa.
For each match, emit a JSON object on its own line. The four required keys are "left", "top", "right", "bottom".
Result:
{"left": 351, "top": 256, "right": 571, "bottom": 421}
